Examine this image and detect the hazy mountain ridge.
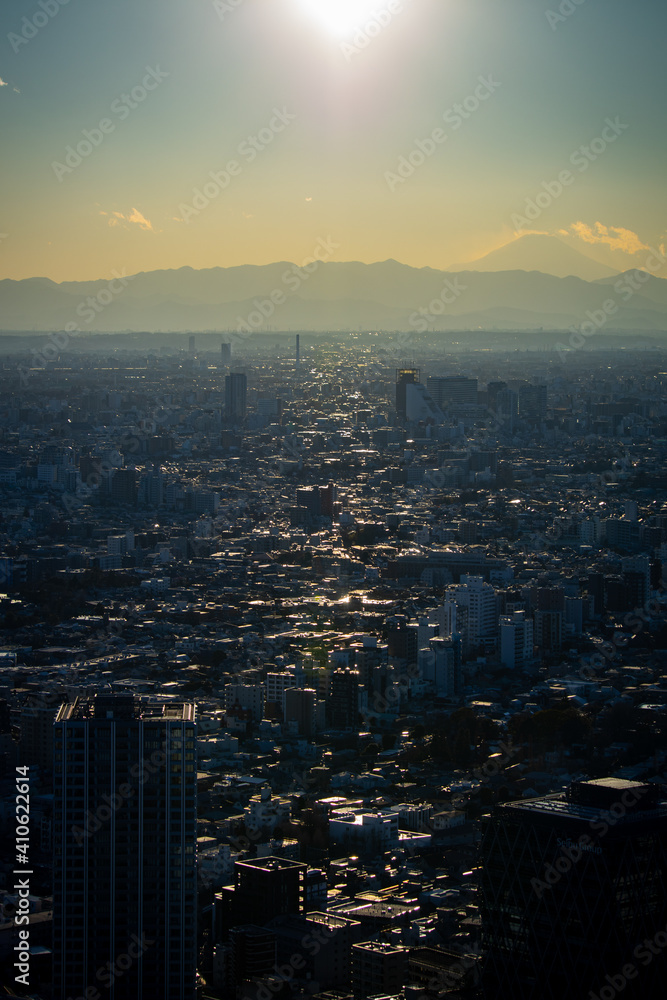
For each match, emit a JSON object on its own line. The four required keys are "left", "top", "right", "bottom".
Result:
{"left": 1, "top": 258, "right": 666, "bottom": 333}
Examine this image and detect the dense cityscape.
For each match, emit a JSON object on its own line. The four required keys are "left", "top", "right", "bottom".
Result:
{"left": 0, "top": 335, "right": 666, "bottom": 998}
{"left": 2, "top": 0, "right": 667, "bottom": 996}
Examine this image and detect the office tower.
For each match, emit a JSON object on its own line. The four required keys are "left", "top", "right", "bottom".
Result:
{"left": 225, "top": 372, "right": 247, "bottom": 423}
{"left": 420, "top": 636, "right": 462, "bottom": 698}
{"left": 395, "top": 368, "right": 420, "bottom": 420}
{"left": 269, "top": 912, "right": 358, "bottom": 991}
{"left": 387, "top": 620, "right": 419, "bottom": 663}
{"left": 426, "top": 375, "right": 478, "bottom": 407}
{"left": 265, "top": 672, "right": 298, "bottom": 716}
{"left": 188, "top": 334, "right": 195, "bottom": 356}
{"left": 110, "top": 468, "right": 138, "bottom": 506}
{"left": 487, "top": 380, "right": 508, "bottom": 407}
{"left": 587, "top": 572, "right": 605, "bottom": 615}
{"left": 446, "top": 575, "right": 498, "bottom": 651}
{"left": 217, "top": 857, "right": 307, "bottom": 932}
{"left": 499, "top": 610, "right": 533, "bottom": 669}
{"left": 403, "top": 381, "right": 444, "bottom": 422}
{"left": 319, "top": 481, "right": 337, "bottom": 519}
{"left": 351, "top": 941, "right": 407, "bottom": 997}
{"left": 295, "top": 483, "right": 337, "bottom": 522}
{"left": 564, "top": 596, "right": 584, "bottom": 635}
{"left": 53, "top": 695, "right": 197, "bottom": 1000}
{"left": 534, "top": 609, "right": 563, "bottom": 652}
{"left": 621, "top": 555, "right": 651, "bottom": 607}
{"left": 220, "top": 341, "right": 232, "bottom": 364}
{"left": 495, "top": 388, "right": 519, "bottom": 426}
{"left": 480, "top": 778, "right": 667, "bottom": 1000}
{"left": 328, "top": 668, "right": 361, "bottom": 728}
{"left": 296, "top": 334, "right": 300, "bottom": 367}
{"left": 284, "top": 687, "right": 317, "bottom": 737}
{"left": 139, "top": 466, "right": 164, "bottom": 507}
{"left": 518, "top": 383, "right": 547, "bottom": 421}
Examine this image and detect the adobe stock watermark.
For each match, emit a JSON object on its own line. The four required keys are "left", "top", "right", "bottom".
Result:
{"left": 213, "top": 0, "right": 245, "bottom": 21}
{"left": 64, "top": 934, "right": 154, "bottom": 999}
{"left": 531, "top": 784, "right": 648, "bottom": 898}
{"left": 18, "top": 268, "right": 134, "bottom": 385}
{"left": 51, "top": 66, "right": 169, "bottom": 181}
{"left": 546, "top": 0, "right": 589, "bottom": 32}
{"left": 408, "top": 275, "right": 468, "bottom": 332}
{"left": 235, "top": 236, "right": 340, "bottom": 334}
{"left": 340, "top": 0, "right": 412, "bottom": 63}
{"left": 588, "top": 919, "right": 667, "bottom": 1000}
{"left": 450, "top": 741, "right": 518, "bottom": 812}
{"left": 511, "top": 117, "right": 628, "bottom": 232}
{"left": 71, "top": 749, "right": 167, "bottom": 845}
{"left": 556, "top": 247, "right": 667, "bottom": 360}
{"left": 242, "top": 923, "right": 339, "bottom": 1000}
{"left": 385, "top": 75, "right": 501, "bottom": 192}
{"left": 8, "top": 0, "right": 75, "bottom": 54}
{"left": 178, "top": 107, "right": 296, "bottom": 223}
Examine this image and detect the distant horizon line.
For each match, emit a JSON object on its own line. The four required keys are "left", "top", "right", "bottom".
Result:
{"left": 1, "top": 257, "right": 660, "bottom": 287}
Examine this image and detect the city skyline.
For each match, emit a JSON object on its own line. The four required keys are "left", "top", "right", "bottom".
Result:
{"left": 0, "top": 0, "right": 666, "bottom": 282}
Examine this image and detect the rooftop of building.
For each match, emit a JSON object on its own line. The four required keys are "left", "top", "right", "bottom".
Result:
{"left": 235, "top": 855, "right": 306, "bottom": 873}
{"left": 55, "top": 694, "right": 195, "bottom": 723}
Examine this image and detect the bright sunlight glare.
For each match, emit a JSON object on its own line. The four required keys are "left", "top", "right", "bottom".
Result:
{"left": 297, "top": 0, "right": 390, "bottom": 38}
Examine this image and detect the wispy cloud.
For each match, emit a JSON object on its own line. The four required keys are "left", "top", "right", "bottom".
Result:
{"left": 562, "top": 221, "right": 649, "bottom": 255}
{"left": 101, "top": 207, "right": 154, "bottom": 232}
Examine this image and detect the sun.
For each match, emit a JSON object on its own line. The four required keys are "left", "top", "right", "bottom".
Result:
{"left": 297, "top": 0, "right": 387, "bottom": 37}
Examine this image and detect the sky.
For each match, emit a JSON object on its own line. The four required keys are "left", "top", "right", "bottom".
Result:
{"left": 0, "top": 0, "right": 665, "bottom": 282}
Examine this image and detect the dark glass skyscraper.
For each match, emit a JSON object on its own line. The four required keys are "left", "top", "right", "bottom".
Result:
{"left": 225, "top": 371, "right": 247, "bottom": 423}
{"left": 395, "top": 368, "right": 420, "bottom": 420}
{"left": 480, "top": 778, "right": 667, "bottom": 1000}
{"left": 53, "top": 695, "right": 197, "bottom": 1000}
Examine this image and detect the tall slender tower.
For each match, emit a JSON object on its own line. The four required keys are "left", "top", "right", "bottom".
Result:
{"left": 224, "top": 372, "right": 247, "bottom": 423}
{"left": 53, "top": 695, "right": 197, "bottom": 1000}
{"left": 296, "top": 334, "right": 300, "bottom": 368}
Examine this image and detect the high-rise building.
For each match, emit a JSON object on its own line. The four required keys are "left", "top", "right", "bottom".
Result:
{"left": 225, "top": 372, "right": 247, "bottom": 423}
{"left": 480, "top": 778, "right": 667, "bottom": 1000}
{"left": 110, "top": 468, "right": 138, "bottom": 506}
{"left": 457, "top": 576, "right": 497, "bottom": 646}
{"left": 499, "top": 610, "right": 533, "bottom": 669}
{"left": 216, "top": 857, "right": 307, "bottom": 932}
{"left": 427, "top": 375, "right": 478, "bottom": 408}
{"left": 328, "top": 668, "right": 361, "bottom": 728}
{"left": 395, "top": 369, "right": 420, "bottom": 421}
{"left": 220, "top": 341, "right": 232, "bottom": 364}
{"left": 534, "top": 609, "right": 563, "bottom": 652}
{"left": 419, "top": 636, "right": 462, "bottom": 698}
{"left": 53, "top": 695, "right": 197, "bottom": 1000}
{"left": 518, "top": 383, "right": 548, "bottom": 421}
{"left": 351, "top": 941, "right": 407, "bottom": 997}
{"left": 284, "top": 687, "right": 317, "bottom": 737}
{"left": 495, "top": 388, "right": 519, "bottom": 427}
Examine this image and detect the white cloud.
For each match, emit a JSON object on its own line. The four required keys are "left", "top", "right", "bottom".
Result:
{"left": 562, "top": 221, "right": 649, "bottom": 255}
{"left": 101, "top": 207, "right": 154, "bottom": 232}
